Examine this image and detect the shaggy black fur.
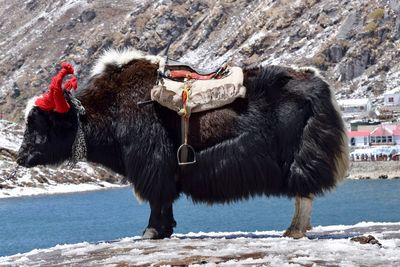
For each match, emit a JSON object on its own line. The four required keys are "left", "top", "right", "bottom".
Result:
{"left": 18, "top": 58, "right": 348, "bottom": 238}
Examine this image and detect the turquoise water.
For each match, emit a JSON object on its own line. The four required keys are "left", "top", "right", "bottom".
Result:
{"left": 1, "top": 179, "right": 399, "bottom": 256}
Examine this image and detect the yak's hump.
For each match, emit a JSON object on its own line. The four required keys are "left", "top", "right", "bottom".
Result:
{"left": 91, "top": 48, "right": 165, "bottom": 77}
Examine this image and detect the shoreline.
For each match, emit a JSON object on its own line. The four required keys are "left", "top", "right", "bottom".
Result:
{"left": 0, "top": 182, "right": 128, "bottom": 199}
{"left": 1, "top": 174, "right": 399, "bottom": 200}
{"left": 347, "top": 161, "right": 400, "bottom": 180}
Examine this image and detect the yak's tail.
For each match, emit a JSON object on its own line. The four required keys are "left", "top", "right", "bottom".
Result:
{"left": 287, "top": 67, "right": 349, "bottom": 196}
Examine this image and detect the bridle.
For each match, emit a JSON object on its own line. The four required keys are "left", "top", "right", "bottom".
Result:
{"left": 66, "top": 93, "right": 87, "bottom": 168}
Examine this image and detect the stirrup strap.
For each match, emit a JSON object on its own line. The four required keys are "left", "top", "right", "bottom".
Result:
{"left": 177, "top": 79, "right": 196, "bottom": 166}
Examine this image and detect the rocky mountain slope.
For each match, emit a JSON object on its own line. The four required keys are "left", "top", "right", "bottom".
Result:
{"left": 1, "top": 0, "right": 400, "bottom": 121}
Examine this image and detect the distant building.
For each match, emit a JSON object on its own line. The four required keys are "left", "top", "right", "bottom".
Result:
{"left": 348, "top": 123, "right": 400, "bottom": 147}
{"left": 370, "top": 124, "right": 400, "bottom": 146}
{"left": 348, "top": 131, "right": 370, "bottom": 147}
{"left": 349, "top": 119, "right": 380, "bottom": 131}
{"left": 383, "top": 88, "right": 400, "bottom": 107}
{"left": 338, "top": 98, "right": 372, "bottom": 120}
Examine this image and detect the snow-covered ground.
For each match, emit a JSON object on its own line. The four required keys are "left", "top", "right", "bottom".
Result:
{"left": 1, "top": 222, "right": 399, "bottom": 266}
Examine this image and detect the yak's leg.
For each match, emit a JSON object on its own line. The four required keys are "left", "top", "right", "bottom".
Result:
{"left": 160, "top": 204, "right": 176, "bottom": 238}
{"left": 142, "top": 202, "right": 163, "bottom": 239}
{"left": 142, "top": 202, "right": 177, "bottom": 239}
{"left": 283, "top": 194, "right": 314, "bottom": 239}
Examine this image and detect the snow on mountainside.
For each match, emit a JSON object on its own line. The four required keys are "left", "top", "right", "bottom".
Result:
{"left": 1, "top": 222, "right": 399, "bottom": 266}
{"left": 0, "top": 120, "right": 124, "bottom": 198}
{"left": 1, "top": 0, "right": 400, "bottom": 121}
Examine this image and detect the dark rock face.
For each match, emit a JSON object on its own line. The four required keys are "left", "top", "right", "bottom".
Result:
{"left": 11, "top": 83, "right": 20, "bottom": 98}
{"left": 376, "top": 27, "right": 390, "bottom": 43}
{"left": 339, "top": 49, "right": 375, "bottom": 81}
{"left": 80, "top": 10, "right": 96, "bottom": 23}
{"left": 325, "top": 44, "right": 348, "bottom": 63}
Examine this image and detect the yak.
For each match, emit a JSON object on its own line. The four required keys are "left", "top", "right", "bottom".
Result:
{"left": 17, "top": 48, "right": 349, "bottom": 239}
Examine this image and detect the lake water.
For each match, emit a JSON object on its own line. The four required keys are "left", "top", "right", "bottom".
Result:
{"left": 1, "top": 179, "right": 400, "bottom": 257}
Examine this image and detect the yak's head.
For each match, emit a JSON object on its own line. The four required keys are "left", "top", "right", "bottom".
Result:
{"left": 17, "top": 63, "right": 79, "bottom": 168}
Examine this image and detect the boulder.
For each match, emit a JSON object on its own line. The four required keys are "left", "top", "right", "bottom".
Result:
{"left": 325, "top": 44, "right": 347, "bottom": 63}
{"left": 80, "top": 10, "right": 96, "bottom": 23}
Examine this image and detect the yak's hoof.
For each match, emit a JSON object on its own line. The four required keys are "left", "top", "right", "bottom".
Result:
{"left": 283, "top": 229, "right": 306, "bottom": 239}
{"left": 162, "top": 227, "right": 173, "bottom": 238}
{"left": 142, "top": 228, "right": 160, "bottom": 239}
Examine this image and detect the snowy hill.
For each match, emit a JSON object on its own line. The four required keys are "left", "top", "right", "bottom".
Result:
{"left": 1, "top": 0, "right": 400, "bottom": 121}
{"left": 1, "top": 222, "right": 399, "bottom": 266}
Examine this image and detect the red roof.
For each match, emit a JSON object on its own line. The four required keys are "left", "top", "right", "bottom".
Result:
{"left": 370, "top": 126, "right": 393, "bottom": 137}
{"left": 349, "top": 124, "right": 400, "bottom": 138}
{"left": 348, "top": 131, "right": 370, "bottom": 137}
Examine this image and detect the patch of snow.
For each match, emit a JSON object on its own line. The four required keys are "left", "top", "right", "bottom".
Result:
{"left": 0, "top": 181, "right": 125, "bottom": 199}
{"left": 0, "top": 120, "right": 23, "bottom": 151}
{"left": 0, "top": 222, "right": 399, "bottom": 266}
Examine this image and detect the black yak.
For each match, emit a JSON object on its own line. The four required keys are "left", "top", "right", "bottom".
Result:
{"left": 17, "top": 48, "right": 349, "bottom": 239}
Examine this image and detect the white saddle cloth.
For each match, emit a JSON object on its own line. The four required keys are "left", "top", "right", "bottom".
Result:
{"left": 151, "top": 66, "right": 246, "bottom": 114}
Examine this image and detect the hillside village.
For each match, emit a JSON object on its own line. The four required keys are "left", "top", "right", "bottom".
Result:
{"left": 339, "top": 87, "right": 400, "bottom": 161}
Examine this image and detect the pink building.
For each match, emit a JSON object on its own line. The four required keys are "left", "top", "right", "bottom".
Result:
{"left": 348, "top": 124, "right": 400, "bottom": 147}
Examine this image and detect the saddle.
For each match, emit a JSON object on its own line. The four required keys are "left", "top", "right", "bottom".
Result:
{"left": 152, "top": 66, "right": 246, "bottom": 114}
{"left": 164, "top": 58, "right": 227, "bottom": 80}
{"left": 149, "top": 49, "right": 247, "bottom": 166}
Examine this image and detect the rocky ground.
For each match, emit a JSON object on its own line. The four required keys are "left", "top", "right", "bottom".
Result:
{"left": 348, "top": 160, "right": 400, "bottom": 179}
{"left": 1, "top": 222, "right": 399, "bottom": 266}
{"left": 0, "top": 120, "right": 124, "bottom": 198}
{"left": 1, "top": 0, "right": 400, "bottom": 122}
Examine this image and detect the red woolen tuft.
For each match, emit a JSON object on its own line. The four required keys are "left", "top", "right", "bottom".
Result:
{"left": 61, "top": 63, "right": 74, "bottom": 75}
{"left": 35, "top": 63, "right": 76, "bottom": 113}
{"left": 64, "top": 76, "right": 77, "bottom": 91}
{"left": 34, "top": 91, "right": 54, "bottom": 111}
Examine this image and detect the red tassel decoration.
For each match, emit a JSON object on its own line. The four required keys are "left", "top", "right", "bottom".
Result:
{"left": 64, "top": 76, "right": 78, "bottom": 91}
{"left": 35, "top": 63, "right": 76, "bottom": 113}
